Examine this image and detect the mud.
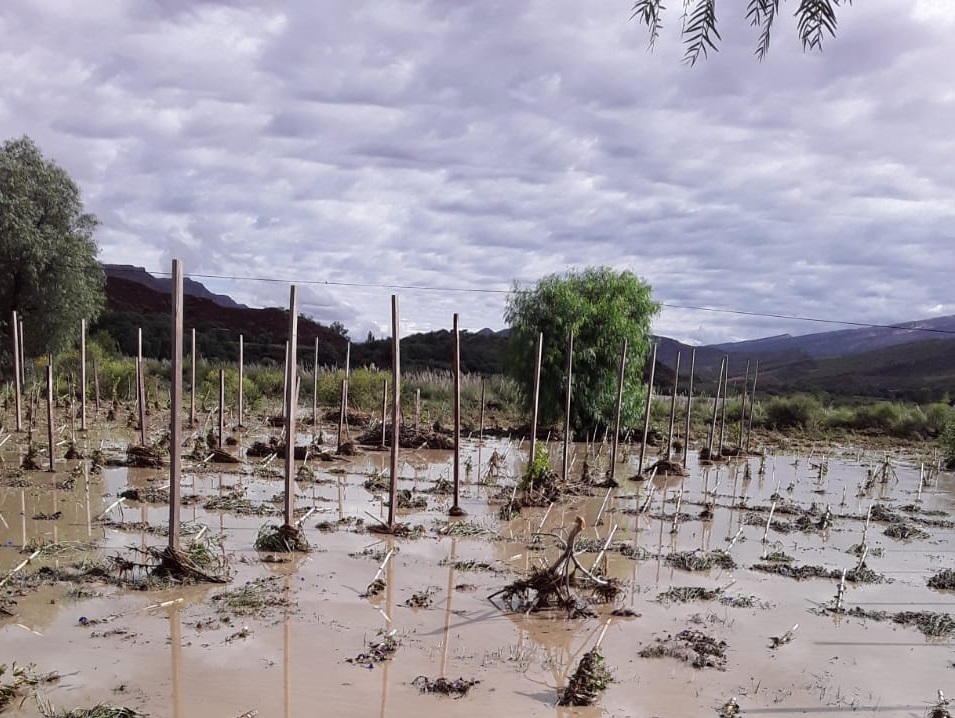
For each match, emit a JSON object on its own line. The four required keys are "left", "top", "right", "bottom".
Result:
{"left": 2, "top": 405, "right": 954, "bottom": 717}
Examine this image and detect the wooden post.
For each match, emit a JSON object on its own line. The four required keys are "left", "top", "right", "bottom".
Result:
{"left": 283, "top": 287, "right": 299, "bottom": 528}
{"left": 386, "top": 295, "right": 401, "bottom": 530}
{"left": 337, "top": 378, "right": 348, "bottom": 452}
{"left": 745, "top": 361, "right": 759, "bottom": 454}
{"left": 717, "top": 358, "right": 729, "bottom": 455}
{"left": 380, "top": 379, "right": 388, "bottom": 449}
{"left": 528, "top": 332, "right": 543, "bottom": 467}
{"left": 11, "top": 311, "right": 22, "bottom": 432}
{"left": 667, "top": 352, "right": 681, "bottom": 458}
{"left": 168, "top": 259, "right": 184, "bottom": 551}
{"left": 450, "top": 313, "right": 465, "bottom": 516}
{"left": 415, "top": 388, "right": 421, "bottom": 435}
{"left": 478, "top": 378, "right": 486, "bottom": 444}
{"left": 312, "top": 337, "right": 319, "bottom": 432}
{"left": 281, "top": 341, "right": 289, "bottom": 419}
{"left": 137, "top": 356, "right": 147, "bottom": 446}
{"left": 218, "top": 369, "right": 225, "bottom": 448}
{"left": 707, "top": 356, "right": 726, "bottom": 456}
{"left": 80, "top": 318, "right": 87, "bottom": 431}
{"left": 609, "top": 338, "right": 628, "bottom": 483}
{"left": 682, "top": 347, "right": 696, "bottom": 467}
{"left": 92, "top": 355, "right": 101, "bottom": 413}
{"left": 562, "top": 331, "right": 574, "bottom": 481}
{"left": 137, "top": 326, "right": 143, "bottom": 404}
{"left": 738, "top": 360, "right": 750, "bottom": 447}
{"left": 46, "top": 360, "right": 55, "bottom": 472}
{"left": 637, "top": 342, "right": 658, "bottom": 475}
{"left": 238, "top": 334, "right": 244, "bottom": 428}
{"left": 18, "top": 318, "right": 25, "bottom": 388}
{"left": 189, "top": 328, "right": 196, "bottom": 428}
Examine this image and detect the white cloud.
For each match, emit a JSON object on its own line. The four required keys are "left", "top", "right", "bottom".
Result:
{"left": 1, "top": 0, "right": 953, "bottom": 347}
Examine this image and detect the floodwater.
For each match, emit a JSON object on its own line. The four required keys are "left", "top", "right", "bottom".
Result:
{"left": 1, "top": 419, "right": 953, "bottom": 717}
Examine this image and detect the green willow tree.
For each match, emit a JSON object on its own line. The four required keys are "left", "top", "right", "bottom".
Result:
{"left": 632, "top": 0, "right": 852, "bottom": 64}
{"left": 505, "top": 267, "right": 660, "bottom": 434}
{"left": 0, "top": 136, "right": 104, "bottom": 362}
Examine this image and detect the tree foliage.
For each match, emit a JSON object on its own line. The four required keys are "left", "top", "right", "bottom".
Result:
{"left": 632, "top": 0, "right": 851, "bottom": 64}
{"left": 1, "top": 136, "right": 104, "bottom": 361}
{"left": 504, "top": 267, "right": 660, "bottom": 434}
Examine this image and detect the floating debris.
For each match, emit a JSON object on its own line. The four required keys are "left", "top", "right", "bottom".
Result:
{"left": 928, "top": 569, "right": 955, "bottom": 591}
{"left": 657, "top": 586, "right": 722, "bottom": 604}
{"left": 346, "top": 630, "right": 399, "bottom": 667}
{"left": 253, "top": 524, "right": 309, "bottom": 552}
{"left": 639, "top": 629, "right": 728, "bottom": 670}
{"left": 212, "top": 576, "right": 292, "bottom": 617}
{"left": 558, "top": 648, "right": 613, "bottom": 706}
{"left": 411, "top": 676, "right": 479, "bottom": 698}
{"left": 665, "top": 550, "right": 736, "bottom": 572}
{"left": 404, "top": 587, "right": 437, "bottom": 608}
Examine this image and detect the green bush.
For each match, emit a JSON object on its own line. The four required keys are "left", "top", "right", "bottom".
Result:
{"left": 762, "top": 394, "right": 822, "bottom": 429}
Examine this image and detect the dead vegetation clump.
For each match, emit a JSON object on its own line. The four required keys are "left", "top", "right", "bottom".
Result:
{"left": 346, "top": 630, "right": 399, "bottom": 667}
{"left": 645, "top": 458, "right": 688, "bottom": 477}
{"left": 38, "top": 704, "right": 145, "bottom": 717}
{"left": 752, "top": 562, "right": 888, "bottom": 584}
{"left": 927, "top": 569, "right": 955, "bottom": 591}
{"left": 411, "top": 676, "right": 479, "bottom": 699}
{"left": 405, "top": 587, "right": 436, "bottom": 608}
{"left": 124, "top": 444, "right": 166, "bottom": 468}
{"left": 1, "top": 662, "right": 60, "bottom": 712}
{"left": 253, "top": 524, "right": 309, "bottom": 552}
{"left": 557, "top": 648, "right": 613, "bottom": 707}
{"left": 883, "top": 523, "right": 930, "bottom": 540}
{"left": 357, "top": 424, "right": 454, "bottom": 450}
{"left": 847, "top": 607, "right": 955, "bottom": 638}
{"left": 211, "top": 576, "right": 291, "bottom": 617}
{"left": 657, "top": 586, "right": 722, "bottom": 604}
{"left": 150, "top": 539, "right": 230, "bottom": 584}
{"left": 665, "top": 550, "right": 736, "bottom": 572}
{"left": 638, "top": 629, "right": 728, "bottom": 670}
{"left": 386, "top": 489, "right": 427, "bottom": 510}
{"left": 204, "top": 494, "right": 276, "bottom": 517}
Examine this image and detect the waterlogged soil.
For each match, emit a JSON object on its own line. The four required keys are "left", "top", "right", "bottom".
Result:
{"left": 1, "top": 406, "right": 954, "bottom": 718}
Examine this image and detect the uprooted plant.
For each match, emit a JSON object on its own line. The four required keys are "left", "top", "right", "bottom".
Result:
{"left": 488, "top": 516, "right": 620, "bottom": 616}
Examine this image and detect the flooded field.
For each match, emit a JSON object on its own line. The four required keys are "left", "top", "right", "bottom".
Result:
{"left": 1, "top": 416, "right": 953, "bottom": 717}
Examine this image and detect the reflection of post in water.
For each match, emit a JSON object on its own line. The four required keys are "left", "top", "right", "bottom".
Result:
{"left": 654, "top": 494, "right": 666, "bottom": 585}
{"left": 284, "top": 575, "right": 291, "bottom": 718}
{"left": 84, "top": 461, "right": 92, "bottom": 538}
{"left": 170, "top": 603, "right": 183, "bottom": 718}
{"left": 52, "top": 483, "right": 59, "bottom": 544}
{"left": 378, "top": 553, "right": 395, "bottom": 718}
{"left": 440, "top": 538, "right": 457, "bottom": 676}
{"left": 20, "top": 489, "right": 26, "bottom": 549}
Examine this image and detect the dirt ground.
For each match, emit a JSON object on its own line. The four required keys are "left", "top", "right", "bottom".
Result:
{"left": 1, "top": 405, "right": 954, "bottom": 717}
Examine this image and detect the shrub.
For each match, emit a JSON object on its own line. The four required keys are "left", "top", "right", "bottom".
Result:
{"left": 762, "top": 394, "right": 821, "bottom": 429}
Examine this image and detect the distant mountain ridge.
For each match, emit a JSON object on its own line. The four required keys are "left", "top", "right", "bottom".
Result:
{"left": 96, "top": 264, "right": 955, "bottom": 400}
{"left": 103, "top": 264, "right": 247, "bottom": 310}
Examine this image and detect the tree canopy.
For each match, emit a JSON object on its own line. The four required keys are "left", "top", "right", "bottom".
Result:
{"left": 504, "top": 267, "right": 660, "bottom": 434}
{"left": 0, "top": 136, "right": 104, "bottom": 361}
{"left": 632, "top": 0, "right": 851, "bottom": 64}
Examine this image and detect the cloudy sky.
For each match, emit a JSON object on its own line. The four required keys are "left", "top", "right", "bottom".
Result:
{"left": 2, "top": 0, "right": 953, "bottom": 345}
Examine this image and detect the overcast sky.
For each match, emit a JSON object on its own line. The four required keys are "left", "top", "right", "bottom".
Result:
{"left": 2, "top": 1, "right": 953, "bottom": 345}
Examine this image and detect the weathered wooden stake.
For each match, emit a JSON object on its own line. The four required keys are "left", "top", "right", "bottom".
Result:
{"left": 189, "top": 328, "right": 197, "bottom": 428}
{"left": 478, "top": 379, "right": 485, "bottom": 444}
{"left": 238, "top": 334, "right": 244, "bottom": 427}
{"left": 450, "top": 313, "right": 465, "bottom": 516}
{"left": 637, "top": 343, "right": 658, "bottom": 475}
{"left": 707, "top": 356, "right": 726, "bottom": 456}
{"left": 380, "top": 379, "right": 388, "bottom": 449}
{"left": 168, "top": 259, "right": 184, "bottom": 551}
{"left": 11, "top": 311, "right": 22, "bottom": 432}
{"left": 218, "top": 369, "right": 225, "bottom": 448}
{"left": 562, "top": 331, "right": 574, "bottom": 481}
{"left": 717, "top": 358, "right": 729, "bottom": 454}
{"left": 528, "top": 332, "right": 543, "bottom": 467}
{"left": 46, "top": 360, "right": 55, "bottom": 472}
{"left": 312, "top": 337, "right": 319, "bottom": 432}
{"left": 738, "top": 360, "right": 750, "bottom": 446}
{"left": 18, "top": 318, "right": 25, "bottom": 388}
{"left": 667, "top": 352, "right": 681, "bottom": 458}
{"left": 80, "top": 318, "right": 87, "bottom": 431}
{"left": 281, "top": 341, "right": 289, "bottom": 419}
{"left": 682, "top": 347, "right": 696, "bottom": 466}
{"left": 387, "top": 295, "right": 401, "bottom": 530}
{"left": 745, "top": 360, "right": 759, "bottom": 453}
{"left": 609, "top": 338, "right": 628, "bottom": 483}
{"left": 337, "top": 378, "right": 348, "bottom": 452}
{"left": 415, "top": 388, "right": 421, "bottom": 435}
{"left": 283, "top": 287, "right": 299, "bottom": 527}
{"left": 137, "top": 356, "right": 147, "bottom": 446}
{"left": 92, "top": 355, "right": 100, "bottom": 413}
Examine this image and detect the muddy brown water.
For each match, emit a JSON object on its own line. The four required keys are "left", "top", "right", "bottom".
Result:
{"left": 2, "top": 422, "right": 954, "bottom": 717}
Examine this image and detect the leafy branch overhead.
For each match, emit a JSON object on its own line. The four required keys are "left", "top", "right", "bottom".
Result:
{"left": 631, "top": 0, "right": 852, "bottom": 64}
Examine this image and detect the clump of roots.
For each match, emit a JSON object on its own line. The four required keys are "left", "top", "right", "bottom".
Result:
{"left": 412, "top": 676, "right": 480, "bottom": 698}
{"left": 150, "top": 544, "right": 229, "bottom": 584}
